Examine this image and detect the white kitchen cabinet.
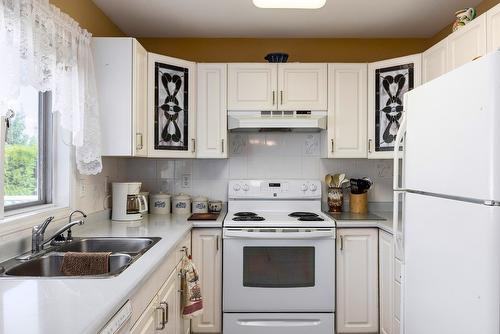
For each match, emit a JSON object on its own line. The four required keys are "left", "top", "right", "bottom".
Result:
{"left": 422, "top": 38, "right": 448, "bottom": 83}
{"left": 148, "top": 53, "right": 197, "bottom": 158}
{"left": 447, "top": 14, "right": 487, "bottom": 71}
{"left": 227, "top": 63, "right": 277, "bottom": 110}
{"left": 336, "top": 228, "right": 379, "bottom": 333}
{"left": 277, "top": 63, "right": 328, "bottom": 110}
{"left": 93, "top": 37, "right": 148, "bottom": 157}
{"left": 130, "top": 296, "right": 159, "bottom": 334}
{"left": 325, "top": 63, "right": 367, "bottom": 158}
{"left": 379, "top": 230, "right": 394, "bottom": 334}
{"left": 368, "top": 54, "right": 421, "bottom": 159}
{"left": 191, "top": 228, "right": 222, "bottom": 333}
{"left": 157, "top": 269, "right": 180, "bottom": 333}
{"left": 197, "top": 64, "right": 227, "bottom": 158}
{"left": 488, "top": 3, "right": 500, "bottom": 52}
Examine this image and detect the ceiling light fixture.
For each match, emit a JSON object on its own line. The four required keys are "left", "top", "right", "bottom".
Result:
{"left": 252, "top": 0, "right": 326, "bottom": 9}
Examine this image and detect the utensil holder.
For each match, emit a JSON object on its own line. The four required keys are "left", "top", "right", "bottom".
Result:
{"left": 350, "top": 192, "right": 368, "bottom": 214}
{"left": 328, "top": 187, "right": 344, "bottom": 212}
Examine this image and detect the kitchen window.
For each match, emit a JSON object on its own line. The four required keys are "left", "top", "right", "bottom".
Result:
{"left": 4, "top": 86, "right": 52, "bottom": 211}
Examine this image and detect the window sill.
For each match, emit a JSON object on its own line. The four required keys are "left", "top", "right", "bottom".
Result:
{"left": 0, "top": 205, "right": 71, "bottom": 237}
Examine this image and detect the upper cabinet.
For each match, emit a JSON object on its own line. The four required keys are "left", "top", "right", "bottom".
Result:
{"left": 227, "top": 63, "right": 277, "bottom": 110}
{"left": 422, "top": 38, "right": 448, "bottom": 83}
{"left": 93, "top": 37, "right": 148, "bottom": 157}
{"left": 147, "top": 53, "right": 197, "bottom": 158}
{"left": 368, "top": 54, "right": 421, "bottom": 159}
{"left": 277, "top": 63, "right": 328, "bottom": 110}
{"left": 197, "top": 64, "right": 228, "bottom": 158}
{"left": 325, "top": 63, "right": 367, "bottom": 158}
{"left": 487, "top": 3, "right": 500, "bottom": 52}
{"left": 228, "top": 63, "right": 327, "bottom": 111}
{"left": 447, "top": 14, "right": 487, "bottom": 71}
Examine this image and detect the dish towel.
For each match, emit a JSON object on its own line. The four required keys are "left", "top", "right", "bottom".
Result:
{"left": 181, "top": 254, "right": 204, "bottom": 318}
{"left": 61, "top": 252, "right": 111, "bottom": 276}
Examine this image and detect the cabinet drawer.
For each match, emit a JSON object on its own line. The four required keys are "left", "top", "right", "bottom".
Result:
{"left": 394, "top": 258, "right": 402, "bottom": 283}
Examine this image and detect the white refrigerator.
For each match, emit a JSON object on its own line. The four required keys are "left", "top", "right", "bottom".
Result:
{"left": 394, "top": 51, "right": 500, "bottom": 334}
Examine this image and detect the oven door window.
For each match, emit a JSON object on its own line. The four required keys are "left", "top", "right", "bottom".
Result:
{"left": 243, "top": 247, "right": 315, "bottom": 288}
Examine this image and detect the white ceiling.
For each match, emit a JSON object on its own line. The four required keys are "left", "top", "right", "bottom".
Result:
{"left": 92, "top": 0, "right": 483, "bottom": 38}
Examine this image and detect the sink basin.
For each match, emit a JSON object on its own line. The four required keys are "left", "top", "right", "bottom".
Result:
{"left": 0, "top": 237, "right": 161, "bottom": 278}
{"left": 5, "top": 253, "right": 132, "bottom": 277}
{"left": 57, "top": 237, "right": 160, "bottom": 254}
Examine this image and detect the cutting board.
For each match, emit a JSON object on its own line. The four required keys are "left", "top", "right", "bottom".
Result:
{"left": 187, "top": 212, "right": 220, "bottom": 221}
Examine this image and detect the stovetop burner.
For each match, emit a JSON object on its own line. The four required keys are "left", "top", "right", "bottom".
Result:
{"left": 298, "top": 216, "right": 325, "bottom": 222}
{"left": 288, "top": 212, "right": 319, "bottom": 218}
{"left": 232, "top": 216, "right": 265, "bottom": 222}
{"left": 234, "top": 212, "right": 257, "bottom": 217}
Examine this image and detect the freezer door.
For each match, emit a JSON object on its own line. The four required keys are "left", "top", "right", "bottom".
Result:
{"left": 403, "top": 192, "right": 500, "bottom": 334}
{"left": 404, "top": 51, "right": 500, "bottom": 201}
{"left": 223, "top": 313, "right": 334, "bottom": 334}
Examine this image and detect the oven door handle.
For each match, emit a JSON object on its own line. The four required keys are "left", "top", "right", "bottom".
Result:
{"left": 223, "top": 229, "right": 335, "bottom": 240}
{"left": 237, "top": 319, "right": 322, "bottom": 327}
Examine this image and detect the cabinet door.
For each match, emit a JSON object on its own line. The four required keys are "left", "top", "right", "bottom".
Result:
{"left": 379, "top": 230, "right": 394, "bottom": 334}
{"left": 227, "top": 64, "right": 277, "bottom": 110}
{"left": 133, "top": 40, "right": 148, "bottom": 156}
{"left": 447, "top": 14, "right": 487, "bottom": 71}
{"left": 197, "top": 64, "right": 227, "bottom": 158}
{"left": 277, "top": 63, "right": 328, "bottom": 110}
{"left": 368, "top": 54, "right": 421, "bottom": 159}
{"left": 130, "top": 296, "right": 159, "bottom": 334}
{"left": 336, "top": 228, "right": 379, "bottom": 333}
{"left": 422, "top": 38, "right": 448, "bottom": 83}
{"left": 191, "top": 228, "right": 222, "bottom": 333}
{"left": 148, "top": 53, "right": 197, "bottom": 158}
{"left": 156, "top": 270, "right": 179, "bottom": 333}
{"left": 327, "top": 64, "right": 367, "bottom": 158}
{"left": 487, "top": 3, "right": 500, "bottom": 52}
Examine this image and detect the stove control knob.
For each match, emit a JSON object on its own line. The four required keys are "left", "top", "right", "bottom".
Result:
{"left": 242, "top": 184, "right": 250, "bottom": 192}
{"left": 301, "top": 184, "right": 308, "bottom": 191}
{"left": 309, "top": 184, "right": 318, "bottom": 192}
{"left": 233, "top": 184, "right": 241, "bottom": 191}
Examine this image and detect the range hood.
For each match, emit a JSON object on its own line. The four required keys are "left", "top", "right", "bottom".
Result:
{"left": 228, "top": 111, "right": 327, "bottom": 131}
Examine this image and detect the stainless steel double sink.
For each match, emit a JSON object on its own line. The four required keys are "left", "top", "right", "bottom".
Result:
{"left": 0, "top": 237, "right": 161, "bottom": 278}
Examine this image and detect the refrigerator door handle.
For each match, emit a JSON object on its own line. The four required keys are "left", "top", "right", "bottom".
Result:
{"left": 393, "top": 114, "right": 407, "bottom": 191}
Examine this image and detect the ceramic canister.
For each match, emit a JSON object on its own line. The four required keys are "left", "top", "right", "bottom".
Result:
{"left": 150, "top": 193, "right": 171, "bottom": 215}
{"left": 208, "top": 200, "right": 223, "bottom": 213}
{"left": 172, "top": 194, "right": 192, "bottom": 215}
{"left": 192, "top": 196, "right": 209, "bottom": 213}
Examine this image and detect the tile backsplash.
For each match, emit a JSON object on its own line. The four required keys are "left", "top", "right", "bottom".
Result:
{"left": 120, "top": 133, "right": 394, "bottom": 204}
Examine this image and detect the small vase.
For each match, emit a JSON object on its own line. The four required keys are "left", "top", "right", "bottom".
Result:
{"left": 328, "top": 187, "right": 344, "bottom": 212}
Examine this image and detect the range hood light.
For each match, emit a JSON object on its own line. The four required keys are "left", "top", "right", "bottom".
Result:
{"left": 253, "top": 0, "right": 326, "bottom": 9}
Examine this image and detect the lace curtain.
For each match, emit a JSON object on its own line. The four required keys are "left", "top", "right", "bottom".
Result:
{"left": 0, "top": 0, "right": 102, "bottom": 175}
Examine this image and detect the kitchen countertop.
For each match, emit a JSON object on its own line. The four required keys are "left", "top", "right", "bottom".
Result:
{"left": 0, "top": 209, "right": 226, "bottom": 334}
{"left": 325, "top": 210, "right": 394, "bottom": 234}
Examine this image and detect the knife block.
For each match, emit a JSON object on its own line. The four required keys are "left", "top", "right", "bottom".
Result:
{"left": 350, "top": 193, "right": 368, "bottom": 214}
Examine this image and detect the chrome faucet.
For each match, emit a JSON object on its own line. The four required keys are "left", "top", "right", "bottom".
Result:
{"left": 65, "top": 210, "right": 87, "bottom": 242}
{"left": 31, "top": 216, "right": 55, "bottom": 253}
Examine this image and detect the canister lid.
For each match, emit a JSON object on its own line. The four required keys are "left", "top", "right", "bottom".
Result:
{"left": 192, "top": 196, "right": 208, "bottom": 202}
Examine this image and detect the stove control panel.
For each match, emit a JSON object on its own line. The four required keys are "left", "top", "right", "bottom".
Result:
{"left": 228, "top": 180, "right": 321, "bottom": 199}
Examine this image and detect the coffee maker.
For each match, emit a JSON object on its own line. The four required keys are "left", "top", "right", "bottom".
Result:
{"left": 112, "top": 182, "right": 148, "bottom": 221}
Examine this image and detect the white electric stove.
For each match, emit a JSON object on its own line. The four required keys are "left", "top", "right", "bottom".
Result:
{"left": 223, "top": 180, "right": 336, "bottom": 334}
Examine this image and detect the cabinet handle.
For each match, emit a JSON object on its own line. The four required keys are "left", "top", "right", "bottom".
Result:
{"left": 216, "top": 235, "right": 220, "bottom": 252}
{"left": 221, "top": 139, "right": 224, "bottom": 153}
{"left": 192, "top": 139, "right": 196, "bottom": 153}
{"left": 160, "top": 301, "right": 168, "bottom": 325}
{"left": 280, "top": 90, "right": 283, "bottom": 105}
{"left": 272, "top": 91, "right": 275, "bottom": 105}
{"left": 368, "top": 139, "right": 373, "bottom": 154}
{"left": 331, "top": 139, "right": 334, "bottom": 153}
{"left": 155, "top": 306, "right": 166, "bottom": 330}
{"left": 340, "top": 235, "right": 344, "bottom": 251}
{"left": 136, "top": 132, "right": 143, "bottom": 150}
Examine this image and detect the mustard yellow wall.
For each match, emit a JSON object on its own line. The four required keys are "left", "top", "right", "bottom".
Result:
{"left": 49, "top": 0, "right": 124, "bottom": 37}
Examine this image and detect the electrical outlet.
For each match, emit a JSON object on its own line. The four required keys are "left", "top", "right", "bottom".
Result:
{"left": 181, "top": 174, "right": 191, "bottom": 188}
{"left": 79, "top": 179, "right": 87, "bottom": 197}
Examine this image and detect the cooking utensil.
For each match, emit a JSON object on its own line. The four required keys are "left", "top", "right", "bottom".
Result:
{"left": 338, "top": 173, "right": 346, "bottom": 187}
{"left": 325, "top": 174, "right": 333, "bottom": 188}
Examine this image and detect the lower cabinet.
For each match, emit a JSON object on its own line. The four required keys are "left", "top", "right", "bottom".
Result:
{"left": 379, "top": 230, "right": 394, "bottom": 334}
{"left": 130, "top": 296, "right": 159, "bottom": 334}
{"left": 191, "top": 228, "right": 222, "bottom": 333}
{"left": 336, "top": 228, "right": 379, "bottom": 333}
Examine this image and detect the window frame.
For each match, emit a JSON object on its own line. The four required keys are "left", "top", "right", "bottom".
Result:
{"left": 4, "top": 91, "right": 53, "bottom": 211}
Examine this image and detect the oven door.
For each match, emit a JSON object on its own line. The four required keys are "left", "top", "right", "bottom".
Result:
{"left": 223, "top": 228, "right": 336, "bottom": 312}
